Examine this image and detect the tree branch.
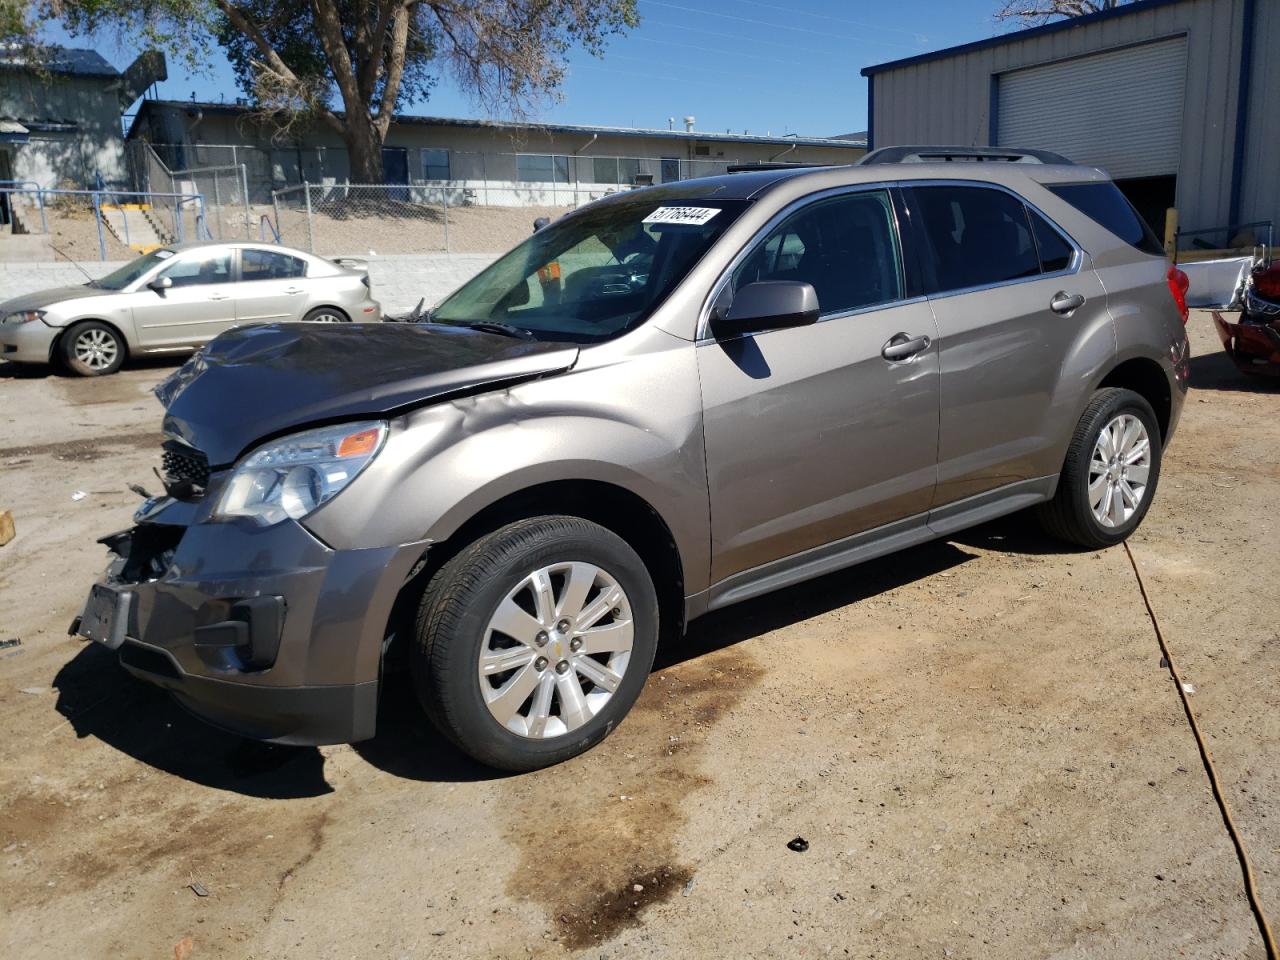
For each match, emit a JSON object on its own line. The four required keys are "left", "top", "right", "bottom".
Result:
{"left": 374, "top": 5, "right": 411, "bottom": 135}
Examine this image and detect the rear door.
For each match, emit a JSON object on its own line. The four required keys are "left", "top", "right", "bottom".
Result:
{"left": 128, "top": 247, "right": 235, "bottom": 349}
{"left": 698, "top": 187, "right": 940, "bottom": 585}
{"left": 899, "top": 182, "right": 1111, "bottom": 509}
{"left": 233, "top": 248, "right": 310, "bottom": 323}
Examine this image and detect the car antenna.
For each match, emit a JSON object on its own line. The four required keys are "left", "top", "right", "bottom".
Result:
{"left": 50, "top": 242, "right": 99, "bottom": 286}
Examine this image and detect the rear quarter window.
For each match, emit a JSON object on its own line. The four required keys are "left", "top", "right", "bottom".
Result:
{"left": 1047, "top": 182, "right": 1165, "bottom": 257}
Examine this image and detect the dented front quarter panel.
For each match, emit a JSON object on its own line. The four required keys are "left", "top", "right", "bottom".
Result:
{"left": 302, "top": 323, "right": 712, "bottom": 594}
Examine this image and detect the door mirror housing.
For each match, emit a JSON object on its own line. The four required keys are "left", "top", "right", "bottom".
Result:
{"left": 712, "top": 281, "right": 819, "bottom": 338}
{"left": 147, "top": 275, "right": 173, "bottom": 294}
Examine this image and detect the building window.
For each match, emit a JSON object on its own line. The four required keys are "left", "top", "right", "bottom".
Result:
{"left": 591, "top": 157, "right": 618, "bottom": 184}
{"left": 421, "top": 147, "right": 450, "bottom": 181}
{"left": 618, "top": 158, "right": 641, "bottom": 185}
{"left": 661, "top": 158, "right": 680, "bottom": 183}
{"left": 516, "top": 154, "right": 569, "bottom": 183}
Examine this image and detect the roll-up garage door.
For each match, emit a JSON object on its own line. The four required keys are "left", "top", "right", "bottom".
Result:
{"left": 997, "top": 37, "right": 1187, "bottom": 179}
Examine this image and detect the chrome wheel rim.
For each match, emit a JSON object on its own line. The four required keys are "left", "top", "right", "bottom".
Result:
{"left": 1089, "top": 413, "right": 1152, "bottom": 528}
{"left": 479, "top": 561, "right": 634, "bottom": 739}
{"left": 310, "top": 311, "right": 343, "bottom": 323}
{"left": 74, "top": 329, "right": 118, "bottom": 370}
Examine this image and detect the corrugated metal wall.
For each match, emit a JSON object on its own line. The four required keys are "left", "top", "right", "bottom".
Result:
{"left": 868, "top": 0, "right": 1256, "bottom": 237}
{"left": 1241, "top": 0, "right": 1280, "bottom": 239}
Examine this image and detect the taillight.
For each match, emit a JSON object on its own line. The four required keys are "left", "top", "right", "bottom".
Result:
{"left": 1166, "top": 266, "right": 1189, "bottom": 324}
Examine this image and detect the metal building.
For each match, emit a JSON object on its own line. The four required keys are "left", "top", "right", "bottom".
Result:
{"left": 861, "top": 0, "right": 1277, "bottom": 248}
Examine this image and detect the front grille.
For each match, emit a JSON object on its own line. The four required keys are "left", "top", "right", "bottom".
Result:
{"left": 161, "top": 440, "right": 210, "bottom": 490}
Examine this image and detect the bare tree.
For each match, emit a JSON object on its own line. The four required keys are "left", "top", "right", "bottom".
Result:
{"left": 995, "top": 0, "right": 1126, "bottom": 27}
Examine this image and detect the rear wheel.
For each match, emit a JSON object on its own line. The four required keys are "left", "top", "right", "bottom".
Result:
{"left": 62, "top": 321, "right": 125, "bottom": 376}
{"left": 302, "top": 306, "right": 349, "bottom": 323}
{"left": 1036, "top": 387, "right": 1162, "bottom": 548}
{"left": 412, "top": 516, "right": 659, "bottom": 771}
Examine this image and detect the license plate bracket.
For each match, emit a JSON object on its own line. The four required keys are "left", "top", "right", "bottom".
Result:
{"left": 77, "top": 584, "right": 133, "bottom": 650}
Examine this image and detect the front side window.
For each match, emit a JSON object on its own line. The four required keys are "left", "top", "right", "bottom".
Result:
{"left": 241, "top": 249, "right": 307, "bottom": 281}
{"left": 158, "top": 250, "right": 232, "bottom": 288}
{"left": 728, "top": 189, "right": 904, "bottom": 317}
{"left": 906, "top": 185, "right": 1040, "bottom": 295}
{"left": 516, "top": 154, "right": 569, "bottom": 184}
{"left": 433, "top": 190, "right": 749, "bottom": 342}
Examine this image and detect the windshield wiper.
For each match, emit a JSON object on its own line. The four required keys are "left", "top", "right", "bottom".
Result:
{"left": 463, "top": 321, "right": 537, "bottom": 341}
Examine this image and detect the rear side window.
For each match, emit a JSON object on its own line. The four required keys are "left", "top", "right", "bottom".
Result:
{"left": 731, "top": 189, "right": 903, "bottom": 316}
{"left": 241, "top": 249, "right": 308, "bottom": 281}
{"left": 1047, "top": 182, "right": 1164, "bottom": 256}
{"left": 905, "top": 185, "right": 1039, "bottom": 295}
{"left": 1029, "top": 210, "right": 1074, "bottom": 272}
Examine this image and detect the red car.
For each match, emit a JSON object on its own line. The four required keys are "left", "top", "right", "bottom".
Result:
{"left": 1214, "top": 261, "right": 1280, "bottom": 376}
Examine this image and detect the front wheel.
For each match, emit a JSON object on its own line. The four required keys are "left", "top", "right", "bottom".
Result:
{"left": 62, "top": 321, "right": 125, "bottom": 376}
{"left": 1036, "top": 387, "right": 1162, "bottom": 548}
{"left": 412, "top": 516, "right": 659, "bottom": 771}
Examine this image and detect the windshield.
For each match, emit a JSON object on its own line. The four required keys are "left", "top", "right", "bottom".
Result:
{"left": 433, "top": 190, "right": 749, "bottom": 342}
{"left": 94, "top": 248, "right": 176, "bottom": 290}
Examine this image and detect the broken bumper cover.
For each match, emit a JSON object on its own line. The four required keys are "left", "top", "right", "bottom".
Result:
{"left": 1212, "top": 310, "right": 1280, "bottom": 376}
{"left": 74, "top": 499, "right": 427, "bottom": 745}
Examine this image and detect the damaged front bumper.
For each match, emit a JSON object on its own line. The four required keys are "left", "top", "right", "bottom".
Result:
{"left": 1212, "top": 308, "right": 1280, "bottom": 377}
{"left": 72, "top": 494, "right": 427, "bottom": 745}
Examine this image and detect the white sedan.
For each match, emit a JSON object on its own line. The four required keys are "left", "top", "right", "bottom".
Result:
{"left": 0, "top": 242, "right": 382, "bottom": 376}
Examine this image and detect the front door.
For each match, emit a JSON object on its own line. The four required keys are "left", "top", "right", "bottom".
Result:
{"left": 129, "top": 247, "right": 235, "bottom": 348}
{"left": 899, "top": 183, "right": 1111, "bottom": 507}
{"left": 233, "top": 247, "right": 310, "bottom": 323}
{"left": 699, "top": 188, "right": 940, "bottom": 585}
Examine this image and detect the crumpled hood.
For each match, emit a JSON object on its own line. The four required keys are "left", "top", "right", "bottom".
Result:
{"left": 0, "top": 285, "right": 111, "bottom": 314}
{"left": 156, "top": 322, "right": 579, "bottom": 466}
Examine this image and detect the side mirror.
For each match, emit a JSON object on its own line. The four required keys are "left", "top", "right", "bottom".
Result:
{"left": 712, "top": 281, "right": 819, "bottom": 338}
{"left": 148, "top": 276, "right": 173, "bottom": 294}
{"left": 532, "top": 217, "right": 551, "bottom": 233}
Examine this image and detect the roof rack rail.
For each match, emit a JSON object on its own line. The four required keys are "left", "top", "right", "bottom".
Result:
{"left": 726, "top": 161, "right": 832, "bottom": 173}
{"left": 858, "top": 145, "right": 1074, "bottom": 166}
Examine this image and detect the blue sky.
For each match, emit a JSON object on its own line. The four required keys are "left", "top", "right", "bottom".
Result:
{"left": 46, "top": 0, "right": 1010, "bottom": 138}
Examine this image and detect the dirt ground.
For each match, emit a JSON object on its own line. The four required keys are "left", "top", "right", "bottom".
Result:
{"left": 0, "top": 312, "right": 1277, "bottom": 959}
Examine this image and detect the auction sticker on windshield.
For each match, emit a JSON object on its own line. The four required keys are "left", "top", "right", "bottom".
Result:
{"left": 642, "top": 206, "right": 721, "bottom": 226}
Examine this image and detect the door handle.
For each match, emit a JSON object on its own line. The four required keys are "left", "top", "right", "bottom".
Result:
{"left": 208, "top": 293, "right": 230, "bottom": 301}
{"left": 881, "top": 332, "right": 932, "bottom": 361}
{"left": 284, "top": 287, "right": 304, "bottom": 295}
{"left": 1050, "top": 291, "right": 1085, "bottom": 314}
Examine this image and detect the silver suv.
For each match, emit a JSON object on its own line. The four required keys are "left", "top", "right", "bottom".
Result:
{"left": 73, "top": 148, "right": 1191, "bottom": 771}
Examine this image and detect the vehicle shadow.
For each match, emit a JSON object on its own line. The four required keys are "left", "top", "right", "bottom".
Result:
{"left": 52, "top": 642, "right": 334, "bottom": 799}
{"left": 54, "top": 533, "right": 994, "bottom": 792}
{"left": 1189, "top": 349, "right": 1280, "bottom": 393}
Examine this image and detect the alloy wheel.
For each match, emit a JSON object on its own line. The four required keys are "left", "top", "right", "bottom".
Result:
{"left": 478, "top": 561, "right": 634, "bottom": 739}
{"left": 74, "top": 329, "right": 118, "bottom": 371}
{"left": 1089, "top": 413, "right": 1152, "bottom": 527}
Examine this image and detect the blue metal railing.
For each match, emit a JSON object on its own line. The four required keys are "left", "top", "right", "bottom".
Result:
{"left": 0, "top": 186, "right": 208, "bottom": 259}
{"left": 258, "top": 214, "right": 282, "bottom": 243}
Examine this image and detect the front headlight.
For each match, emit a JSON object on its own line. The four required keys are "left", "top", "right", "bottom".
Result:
{"left": 2, "top": 310, "right": 44, "bottom": 326}
{"left": 214, "top": 420, "right": 388, "bottom": 526}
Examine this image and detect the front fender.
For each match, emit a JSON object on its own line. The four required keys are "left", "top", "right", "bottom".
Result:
{"left": 303, "top": 335, "right": 712, "bottom": 593}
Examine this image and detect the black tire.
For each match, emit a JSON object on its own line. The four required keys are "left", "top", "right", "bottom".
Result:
{"left": 301, "top": 306, "right": 350, "bottom": 323}
{"left": 412, "top": 516, "right": 659, "bottom": 771}
{"left": 1036, "top": 387, "right": 1162, "bottom": 548}
{"left": 61, "top": 321, "right": 125, "bottom": 377}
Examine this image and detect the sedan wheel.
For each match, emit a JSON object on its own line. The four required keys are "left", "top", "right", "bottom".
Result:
{"left": 479, "top": 561, "right": 634, "bottom": 739}
{"left": 302, "top": 307, "right": 348, "bottom": 323}
{"left": 62, "top": 321, "right": 125, "bottom": 376}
